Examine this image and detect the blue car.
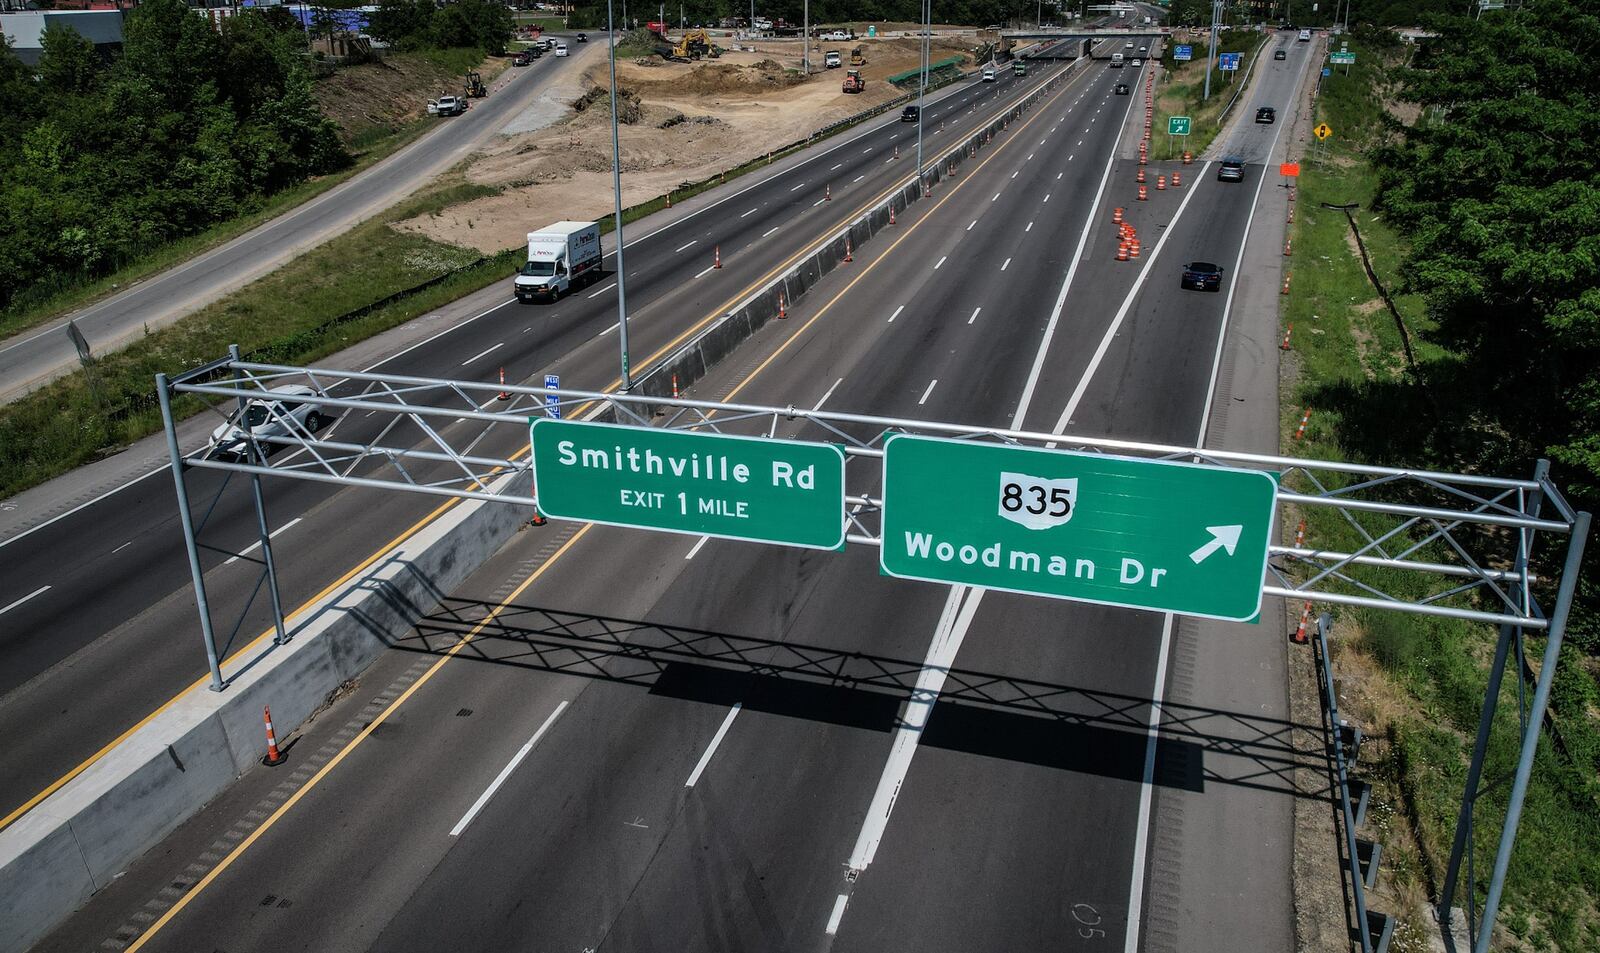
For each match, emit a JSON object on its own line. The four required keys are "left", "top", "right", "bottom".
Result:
{"left": 1181, "top": 261, "right": 1225, "bottom": 292}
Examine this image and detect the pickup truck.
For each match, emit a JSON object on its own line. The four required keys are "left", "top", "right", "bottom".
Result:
{"left": 428, "top": 95, "right": 466, "bottom": 116}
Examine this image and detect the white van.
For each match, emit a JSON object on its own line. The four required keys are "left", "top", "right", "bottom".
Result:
{"left": 982, "top": 67, "right": 996, "bottom": 82}
{"left": 1297, "top": 29, "right": 1312, "bottom": 41}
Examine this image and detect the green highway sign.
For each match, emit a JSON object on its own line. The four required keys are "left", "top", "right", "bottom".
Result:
{"left": 1330, "top": 51, "right": 1356, "bottom": 65}
{"left": 530, "top": 419, "right": 847, "bottom": 549}
{"left": 1168, "top": 115, "right": 1192, "bottom": 136}
{"left": 879, "top": 436, "right": 1278, "bottom": 620}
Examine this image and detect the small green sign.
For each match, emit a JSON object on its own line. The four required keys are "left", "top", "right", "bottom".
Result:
{"left": 1330, "top": 51, "right": 1356, "bottom": 65}
{"left": 530, "top": 419, "right": 847, "bottom": 549}
{"left": 1168, "top": 115, "right": 1192, "bottom": 136}
{"left": 879, "top": 436, "right": 1278, "bottom": 620}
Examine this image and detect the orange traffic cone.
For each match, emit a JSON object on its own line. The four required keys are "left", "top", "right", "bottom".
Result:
{"left": 262, "top": 706, "right": 286, "bottom": 766}
{"left": 1138, "top": 184, "right": 1148, "bottom": 201}
{"left": 1117, "top": 242, "right": 1130, "bottom": 261}
{"left": 497, "top": 367, "right": 511, "bottom": 401}
{"left": 844, "top": 236, "right": 853, "bottom": 263}
{"left": 1113, "top": 206, "right": 1124, "bottom": 224}
{"left": 1292, "top": 602, "right": 1312, "bottom": 644}
{"left": 714, "top": 245, "right": 722, "bottom": 269}
{"left": 1157, "top": 174, "right": 1167, "bottom": 190}
{"left": 778, "top": 290, "right": 787, "bottom": 319}
{"left": 1172, "top": 171, "right": 1182, "bottom": 188}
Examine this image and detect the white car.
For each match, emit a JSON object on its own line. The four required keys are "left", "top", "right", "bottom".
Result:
{"left": 554, "top": 42, "right": 568, "bottom": 56}
{"left": 428, "top": 95, "right": 465, "bottom": 116}
{"left": 208, "top": 386, "right": 327, "bottom": 459}
{"left": 982, "top": 67, "right": 996, "bottom": 82}
{"left": 1131, "top": 58, "right": 1142, "bottom": 67}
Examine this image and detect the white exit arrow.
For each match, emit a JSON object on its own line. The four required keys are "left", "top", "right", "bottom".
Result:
{"left": 1189, "top": 525, "right": 1243, "bottom": 564}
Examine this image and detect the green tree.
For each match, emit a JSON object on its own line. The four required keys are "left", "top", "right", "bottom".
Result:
{"left": 36, "top": 24, "right": 99, "bottom": 97}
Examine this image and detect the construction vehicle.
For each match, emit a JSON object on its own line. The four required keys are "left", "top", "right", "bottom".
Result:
{"left": 654, "top": 29, "right": 721, "bottom": 62}
{"left": 464, "top": 71, "right": 487, "bottom": 98}
{"left": 850, "top": 45, "right": 866, "bottom": 66}
{"left": 842, "top": 68, "right": 865, "bottom": 93}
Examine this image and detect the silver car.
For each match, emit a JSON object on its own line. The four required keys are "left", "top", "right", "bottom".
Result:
{"left": 208, "top": 385, "right": 327, "bottom": 459}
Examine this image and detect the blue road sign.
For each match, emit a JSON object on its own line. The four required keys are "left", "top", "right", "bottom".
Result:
{"left": 1322, "top": 67, "right": 1332, "bottom": 76}
{"left": 545, "top": 374, "right": 561, "bottom": 419}
{"left": 1219, "top": 52, "right": 1241, "bottom": 71}
{"left": 1174, "top": 44, "right": 1192, "bottom": 61}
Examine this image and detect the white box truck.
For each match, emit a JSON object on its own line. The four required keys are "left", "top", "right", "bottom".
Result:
{"left": 514, "top": 221, "right": 602, "bottom": 302}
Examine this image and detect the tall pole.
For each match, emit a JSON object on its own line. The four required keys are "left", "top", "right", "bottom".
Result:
{"left": 157, "top": 373, "right": 226, "bottom": 692}
{"left": 1203, "top": 0, "right": 1220, "bottom": 99}
{"left": 915, "top": 0, "right": 929, "bottom": 187}
{"left": 803, "top": 0, "right": 809, "bottom": 73}
{"left": 607, "top": 0, "right": 632, "bottom": 390}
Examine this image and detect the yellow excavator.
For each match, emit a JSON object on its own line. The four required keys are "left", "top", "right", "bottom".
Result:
{"left": 656, "top": 29, "right": 722, "bottom": 62}
{"left": 464, "top": 71, "right": 487, "bottom": 98}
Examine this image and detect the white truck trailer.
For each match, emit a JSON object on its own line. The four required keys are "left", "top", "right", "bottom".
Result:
{"left": 514, "top": 221, "right": 603, "bottom": 303}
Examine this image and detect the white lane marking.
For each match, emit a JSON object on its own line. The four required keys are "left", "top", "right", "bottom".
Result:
{"left": 1, "top": 585, "right": 50, "bottom": 617}
{"left": 449, "top": 702, "right": 568, "bottom": 837}
{"left": 1077, "top": 139, "right": 1083, "bottom": 146}
{"left": 762, "top": 226, "right": 780, "bottom": 238}
{"left": 588, "top": 282, "right": 617, "bottom": 298}
{"left": 812, "top": 377, "right": 844, "bottom": 411}
{"left": 1057, "top": 172, "right": 1063, "bottom": 179}
{"left": 1026, "top": 222, "right": 1034, "bottom": 232}
{"left": 790, "top": 181, "right": 806, "bottom": 192}
{"left": 685, "top": 535, "right": 710, "bottom": 560}
{"left": 888, "top": 305, "right": 905, "bottom": 323}
{"left": 968, "top": 307, "right": 982, "bottom": 324}
{"left": 853, "top": 175, "right": 865, "bottom": 183}
{"left": 825, "top": 894, "right": 850, "bottom": 936}
{"left": 693, "top": 264, "right": 716, "bottom": 279}
{"left": 934, "top": 256, "right": 947, "bottom": 270}
{"left": 1011, "top": 63, "right": 1141, "bottom": 430}
{"left": 830, "top": 162, "right": 844, "bottom": 171}
{"left": 685, "top": 703, "right": 743, "bottom": 787}
{"left": 1123, "top": 614, "right": 1175, "bottom": 953}
{"left": 1040, "top": 138, "right": 1047, "bottom": 145}
{"left": 675, "top": 240, "right": 698, "bottom": 253}
{"left": 599, "top": 322, "right": 619, "bottom": 336}
{"left": 813, "top": 199, "right": 827, "bottom": 207}
{"left": 740, "top": 207, "right": 758, "bottom": 218}
{"left": 1001, "top": 258, "right": 1012, "bottom": 271}
{"left": 1049, "top": 171, "right": 1210, "bottom": 435}
{"left": 1027, "top": 153, "right": 1034, "bottom": 161}
{"left": 967, "top": 220, "right": 977, "bottom": 231}
{"left": 863, "top": 147, "right": 873, "bottom": 153}
{"left": 1044, "top": 193, "right": 1051, "bottom": 202}
{"left": 991, "top": 193, "right": 1001, "bottom": 202}
{"left": 918, "top": 379, "right": 937, "bottom": 404}
{"left": 222, "top": 517, "right": 303, "bottom": 566}
{"left": 461, "top": 342, "right": 504, "bottom": 366}
{"left": 1011, "top": 171, "right": 1019, "bottom": 179}
{"left": 112, "top": 540, "right": 134, "bottom": 554}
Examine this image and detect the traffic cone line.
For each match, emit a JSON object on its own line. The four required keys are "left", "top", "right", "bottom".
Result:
{"left": 1287, "top": 205, "right": 1295, "bottom": 224}
{"left": 1292, "top": 601, "right": 1312, "bottom": 644}
{"left": 1280, "top": 324, "right": 1294, "bottom": 351}
{"left": 1281, "top": 271, "right": 1293, "bottom": 295}
{"left": 497, "top": 367, "right": 511, "bottom": 401}
{"left": 1283, "top": 236, "right": 1293, "bottom": 256}
{"left": 1294, "top": 406, "right": 1313, "bottom": 440}
{"left": 263, "top": 706, "right": 286, "bottom": 766}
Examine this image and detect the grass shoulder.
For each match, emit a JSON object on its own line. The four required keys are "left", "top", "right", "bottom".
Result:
{"left": 1281, "top": 36, "right": 1600, "bottom": 953}
{"left": 1150, "top": 30, "right": 1267, "bottom": 159}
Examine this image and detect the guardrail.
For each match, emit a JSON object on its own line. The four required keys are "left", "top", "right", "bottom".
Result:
{"left": 1314, "top": 613, "right": 1396, "bottom": 953}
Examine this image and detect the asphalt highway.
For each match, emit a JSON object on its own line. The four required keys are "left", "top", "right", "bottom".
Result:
{"left": 36, "top": 32, "right": 1314, "bottom": 953}
{"left": 0, "top": 46, "right": 1093, "bottom": 828}
{"left": 0, "top": 35, "right": 604, "bottom": 403}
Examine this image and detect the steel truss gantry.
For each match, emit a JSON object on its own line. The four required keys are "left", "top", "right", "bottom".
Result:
{"left": 158, "top": 355, "right": 1587, "bottom": 953}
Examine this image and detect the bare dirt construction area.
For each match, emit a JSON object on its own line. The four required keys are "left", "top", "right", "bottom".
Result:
{"left": 315, "top": 52, "right": 510, "bottom": 145}
{"left": 393, "top": 35, "right": 975, "bottom": 253}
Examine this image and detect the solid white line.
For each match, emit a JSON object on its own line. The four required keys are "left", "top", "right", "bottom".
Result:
{"left": 762, "top": 226, "right": 780, "bottom": 238}
{"left": 461, "top": 342, "right": 504, "bottom": 366}
{"left": 825, "top": 894, "right": 850, "bottom": 935}
{"left": 918, "top": 379, "right": 937, "bottom": 404}
{"left": 684, "top": 703, "right": 742, "bottom": 787}
{"left": 0, "top": 585, "right": 50, "bottom": 617}
{"left": 888, "top": 305, "right": 904, "bottom": 323}
{"left": 740, "top": 207, "right": 758, "bottom": 218}
{"left": 968, "top": 307, "right": 981, "bottom": 324}
{"left": 684, "top": 535, "right": 709, "bottom": 560}
{"left": 588, "top": 282, "right": 617, "bottom": 298}
{"left": 675, "top": 240, "right": 698, "bottom": 253}
{"left": 450, "top": 702, "right": 568, "bottom": 837}
{"left": 1122, "top": 613, "right": 1174, "bottom": 952}
{"left": 1011, "top": 66, "right": 1141, "bottom": 430}
{"left": 222, "top": 517, "right": 303, "bottom": 566}
{"left": 1000, "top": 258, "right": 1012, "bottom": 271}
{"left": 933, "top": 256, "right": 947, "bottom": 270}
{"left": 812, "top": 377, "right": 844, "bottom": 411}
{"left": 693, "top": 265, "right": 716, "bottom": 279}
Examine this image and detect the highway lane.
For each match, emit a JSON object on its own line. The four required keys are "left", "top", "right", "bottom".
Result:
{"left": 0, "top": 35, "right": 602, "bottom": 404}
{"left": 0, "top": 51, "right": 1098, "bottom": 825}
{"left": 33, "top": 48, "right": 1145, "bottom": 953}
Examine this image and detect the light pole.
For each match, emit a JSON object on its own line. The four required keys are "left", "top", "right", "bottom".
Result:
{"left": 606, "top": 0, "right": 632, "bottom": 389}
{"left": 1203, "top": 0, "right": 1220, "bottom": 99}
{"left": 915, "top": 0, "right": 929, "bottom": 187}
{"left": 803, "top": 0, "right": 809, "bottom": 73}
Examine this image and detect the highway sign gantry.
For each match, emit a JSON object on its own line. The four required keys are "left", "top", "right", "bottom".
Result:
{"left": 530, "top": 419, "right": 847, "bottom": 549}
{"left": 1168, "top": 116, "right": 1191, "bottom": 136}
{"left": 879, "top": 435, "right": 1278, "bottom": 620}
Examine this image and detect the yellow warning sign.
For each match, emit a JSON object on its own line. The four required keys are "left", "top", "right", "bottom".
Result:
{"left": 1314, "top": 123, "right": 1333, "bottom": 140}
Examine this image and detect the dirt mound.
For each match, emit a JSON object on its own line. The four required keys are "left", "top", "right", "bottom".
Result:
{"left": 570, "top": 85, "right": 644, "bottom": 124}
{"left": 313, "top": 52, "right": 505, "bottom": 146}
{"left": 625, "top": 60, "right": 803, "bottom": 96}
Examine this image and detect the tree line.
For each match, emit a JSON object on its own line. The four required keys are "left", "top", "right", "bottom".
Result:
{"left": 0, "top": 0, "right": 347, "bottom": 314}
{"left": 565, "top": 1, "right": 1061, "bottom": 30}
{"left": 366, "top": 0, "right": 515, "bottom": 54}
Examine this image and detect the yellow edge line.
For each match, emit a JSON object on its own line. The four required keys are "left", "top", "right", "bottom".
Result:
{"left": 123, "top": 523, "right": 592, "bottom": 953}
{"left": 0, "top": 62, "right": 1071, "bottom": 835}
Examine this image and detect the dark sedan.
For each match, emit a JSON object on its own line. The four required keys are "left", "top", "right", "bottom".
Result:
{"left": 1256, "top": 106, "right": 1276, "bottom": 124}
{"left": 1182, "top": 261, "right": 1225, "bottom": 291}
{"left": 1217, "top": 159, "right": 1245, "bottom": 182}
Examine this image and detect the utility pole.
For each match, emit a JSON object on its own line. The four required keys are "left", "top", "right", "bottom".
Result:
{"left": 606, "top": 0, "right": 632, "bottom": 390}
{"left": 1203, "top": 0, "right": 1221, "bottom": 99}
{"left": 803, "top": 0, "right": 809, "bottom": 73}
{"left": 915, "top": 0, "right": 929, "bottom": 185}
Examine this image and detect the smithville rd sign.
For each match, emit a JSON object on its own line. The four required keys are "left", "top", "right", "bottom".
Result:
{"left": 530, "top": 419, "right": 847, "bottom": 549}
{"left": 879, "top": 435, "right": 1278, "bottom": 620}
